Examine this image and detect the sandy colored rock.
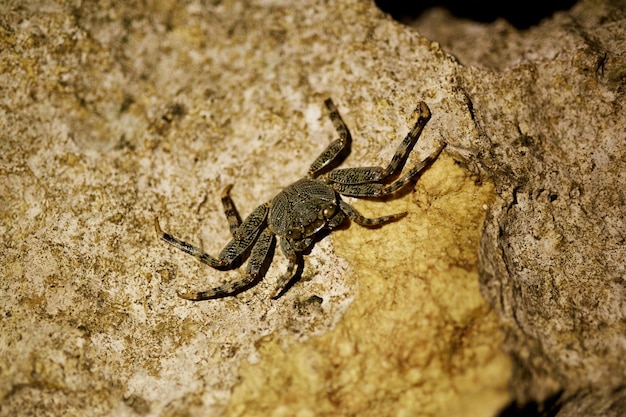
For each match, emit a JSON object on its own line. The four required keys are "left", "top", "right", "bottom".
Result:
{"left": 2, "top": 0, "right": 623, "bottom": 416}
{"left": 0, "top": 1, "right": 508, "bottom": 415}
{"left": 225, "top": 155, "right": 509, "bottom": 417}
{"left": 414, "top": 0, "right": 626, "bottom": 411}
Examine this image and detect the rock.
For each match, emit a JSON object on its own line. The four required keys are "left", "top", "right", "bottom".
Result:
{"left": 1, "top": 0, "right": 623, "bottom": 416}
{"left": 413, "top": 0, "right": 626, "bottom": 411}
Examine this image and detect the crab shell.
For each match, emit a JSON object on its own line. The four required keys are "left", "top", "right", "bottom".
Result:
{"left": 268, "top": 178, "right": 346, "bottom": 252}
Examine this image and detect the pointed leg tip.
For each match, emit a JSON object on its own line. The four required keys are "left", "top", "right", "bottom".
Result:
{"left": 270, "top": 288, "right": 285, "bottom": 300}
{"left": 221, "top": 184, "right": 234, "bottom": 197}
{"left": 386, "top": 212, "right": 408, "bottom": 224}
{"left": 418, "top": 101, "right": 431, "bottom": 118}
{"left": 324, "top": 98, "right": 337, "bottom": 111}
{"left": 154, "top": 216, "right": 163, "bottom": 235}
{"left": 177, "top": 290, "right": 203, "bottom": 301}
{"left": 434, "top": 140, "right": 447, "bottom": 154}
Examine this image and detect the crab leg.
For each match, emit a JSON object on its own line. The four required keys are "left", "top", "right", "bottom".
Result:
{"left": 308, "top": 99, "right": 352, "bottom": 177}
{"left": 155, "top": 203, "right": 269, "bottom": 269}
{"left": 378, "top": 101, "right": 432, "bottom": 179}
{"left": 330, "top": 141, "right": 445, "bottom": 197}
{"left": 178, "top": 229, "right": 275, "bottom": 300}
{"left": 321, "top": 101, "right": 439, "bottom": 197}
{"left": 378, "top": 141, "right": 445, "bottom": 195}
{"left": 270, "top": 238, "right": 300, "bottom": 299}
{"left": 220, "top": 184, "right": 242, "bottom": 236}
{"left": 339, "top": 200, "right": 407, "bottom": 227}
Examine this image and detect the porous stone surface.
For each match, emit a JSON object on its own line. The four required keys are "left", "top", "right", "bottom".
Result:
{"left": 0, "top": 1, "right": 508, "bottom": 416}
{"left": 1, "top": 0, "right": 623, "bottom": 416}
{"left": 224, "top": 155, "right": 508, "bottom": 417}
{"left": 414, "top": 0, "right": 626, "bottom": 412}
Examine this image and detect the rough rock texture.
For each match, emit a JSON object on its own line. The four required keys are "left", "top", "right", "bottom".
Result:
{"left": 413, "top": 0, "right": 626, "bottom": 413}
{"left": 0, "top": 1, "right": 507, "bottom": 416}
{"left": 0, "top": 0, "right": 623, "bottom": 416}
{"left": 224, "top": 156, "right": 508, "bottom": 417}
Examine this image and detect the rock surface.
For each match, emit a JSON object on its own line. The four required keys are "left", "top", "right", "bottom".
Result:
{"left": 1, "top": 0, "right": 623, "bottom": 416}
{"left": 0, "top": 1, "right": 508, "bottom": 416}
{"left": 413, "top": 1, "right": 626, "bottom": 411}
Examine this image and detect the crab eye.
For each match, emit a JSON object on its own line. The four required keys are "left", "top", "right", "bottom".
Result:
{"left": 322, "top": 203, "right": 337, "bottom": 219}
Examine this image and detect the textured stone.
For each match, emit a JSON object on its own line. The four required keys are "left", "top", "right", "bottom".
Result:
{"left": 2, "top": 0, "right": 623, "bottom": 416}
{"left": 0, "top": 1, "right": 508, "bottom": 415}
{"left": 414, "top": 0, "right": 626, "bottom": 411}
{"left": 225, "top": 155, "right": 508, "bottom": 417}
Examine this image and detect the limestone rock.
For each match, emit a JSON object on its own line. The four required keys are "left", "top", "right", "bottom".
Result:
{"left": 1, "top": 0, "right": 623, "bottom": 416}
{"left": 414, "top": 0, "right": 626, "bottom": 411}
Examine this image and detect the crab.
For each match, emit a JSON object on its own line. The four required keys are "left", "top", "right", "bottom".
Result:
{"left": 155, "top": 98, "right": 444, "bottom": 300}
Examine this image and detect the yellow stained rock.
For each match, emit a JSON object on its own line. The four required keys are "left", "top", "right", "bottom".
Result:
{"left": 226, "top": 155, "right": 511, "bottom": 417}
